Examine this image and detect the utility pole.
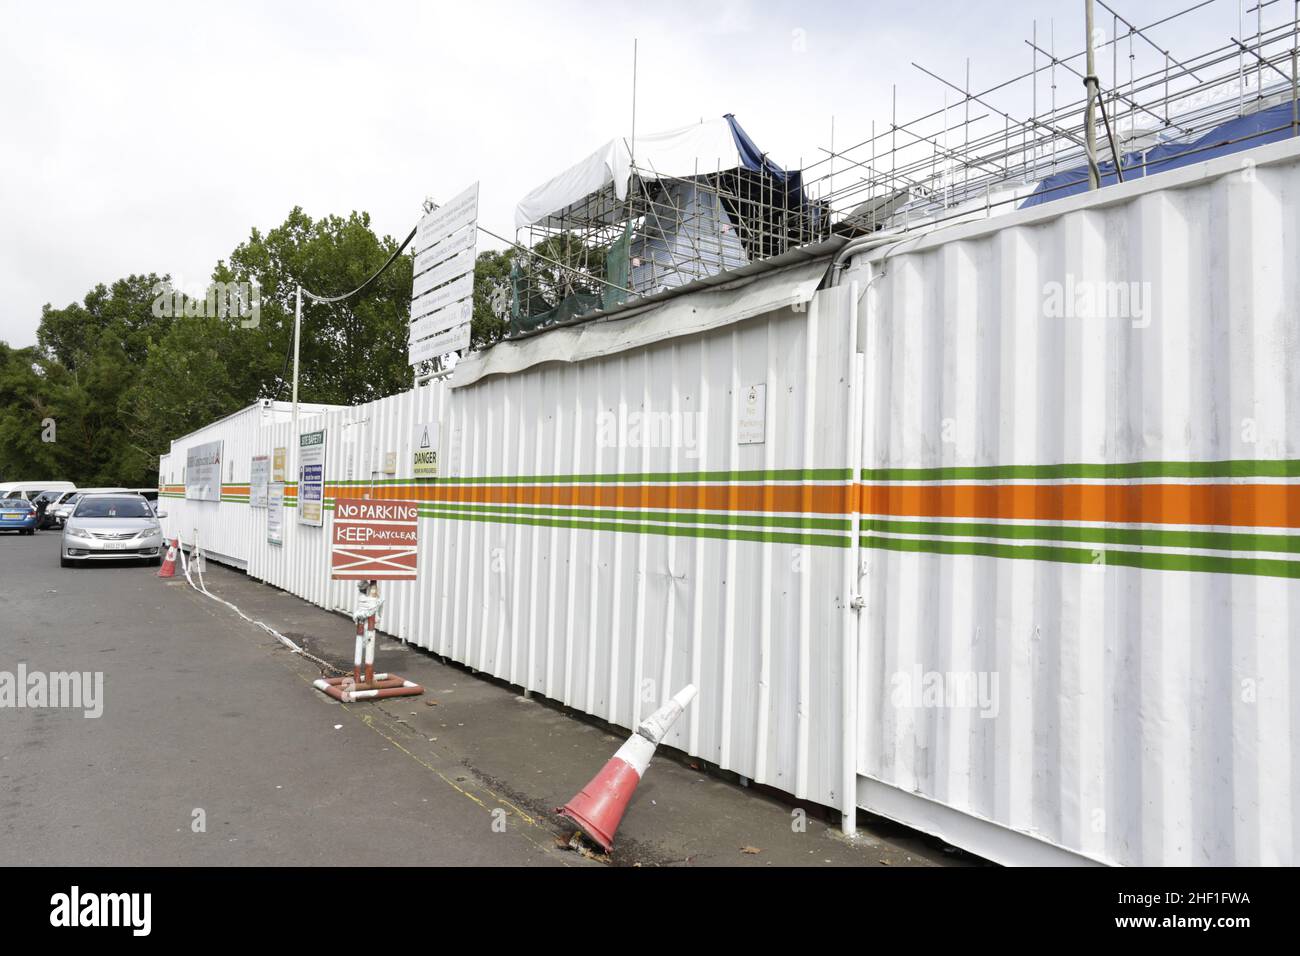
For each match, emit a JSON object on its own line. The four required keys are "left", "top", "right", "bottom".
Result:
{"left": 1084, "top": 0, "right": 1101, "bottom": 190}
{"left": 292, "top": 284, "right": 302, "bottom": 430}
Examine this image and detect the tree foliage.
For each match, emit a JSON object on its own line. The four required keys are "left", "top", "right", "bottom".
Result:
{"left": 0, "top": 208, "right": 534, "bottom": 486}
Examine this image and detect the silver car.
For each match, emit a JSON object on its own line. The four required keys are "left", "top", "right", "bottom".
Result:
{"left": 61, "top": 493, "right": 167, "bottom": 568}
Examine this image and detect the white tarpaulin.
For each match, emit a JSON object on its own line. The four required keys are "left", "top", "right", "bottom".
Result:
{"left": 514, "top": 117, "right": 744, "bottom": 228}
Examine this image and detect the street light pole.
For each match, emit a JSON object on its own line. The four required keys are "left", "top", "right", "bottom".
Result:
{"left": 292, "top": 284, "right": 302, "bottom": 431}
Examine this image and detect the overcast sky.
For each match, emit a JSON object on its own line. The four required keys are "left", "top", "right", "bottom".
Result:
{"left": 0, "top": 0, "right": 1247, "bottom": 347}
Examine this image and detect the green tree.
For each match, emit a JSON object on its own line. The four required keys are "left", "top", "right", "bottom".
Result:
{"left": 0, "top": 343, "right": 60, "bottom": 481}
{"left": 470, "top": 248, "right": 516, "bottom": 347}
{"left": 119, "top": 207, "right": 416, "bottom": 481}
{"left": 5, "top": 206, "right": 536, "bottom": 487}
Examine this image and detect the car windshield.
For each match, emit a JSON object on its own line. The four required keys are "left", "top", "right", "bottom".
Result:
{"left": 74, "top": 497, "right": 152, "bottom": 518}
{"left": 3, "top": 499, "right": 34, "bottom": 511}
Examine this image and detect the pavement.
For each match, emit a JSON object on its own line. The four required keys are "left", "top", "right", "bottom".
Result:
{"left": 0, "top": 530, "right": 974, "bottom": 867}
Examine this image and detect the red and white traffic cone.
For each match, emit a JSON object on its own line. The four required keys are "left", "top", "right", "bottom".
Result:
{"left": 557, "top": 683, "right": 697, "bottom": 852}
{"left": 157, "top": 537, "right": 179, "bottom": 578}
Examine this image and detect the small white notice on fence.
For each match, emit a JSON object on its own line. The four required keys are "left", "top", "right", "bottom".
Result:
{"left": 267, "top": 483, "right": 284, "bottom": 545}
{"left": 250, "top": 455, "right": 270, "bottom": 508}
{"left": 413, "top": 422, "right": 440, "bottom": 478}
{"left": 738, "top": 383, "right": 766, "bottom": 445}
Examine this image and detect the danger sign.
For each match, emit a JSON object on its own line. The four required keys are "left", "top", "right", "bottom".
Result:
{"left": 330, "top": 498, "right": 419, "bottom": 580}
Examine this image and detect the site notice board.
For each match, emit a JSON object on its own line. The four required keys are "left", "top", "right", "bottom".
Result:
{"left": 298, "top": 429, "right": 326, "bottom": 527}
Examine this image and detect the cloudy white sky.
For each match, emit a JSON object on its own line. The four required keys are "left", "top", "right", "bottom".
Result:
{"left": 0, "top": 0, "right": 1248, "bottom": 347}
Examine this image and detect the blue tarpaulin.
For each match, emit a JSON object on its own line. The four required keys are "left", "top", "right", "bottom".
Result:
{"left": 724, "top": 112, "right": 807, "bottom": 208}
{"left": 1021, "top": 101, "right": 1299, "bottom": 209}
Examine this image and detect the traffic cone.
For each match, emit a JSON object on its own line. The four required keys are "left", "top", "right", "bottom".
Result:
{"left": 557, "top": 683, "right": 697, "bottom": 852}
{"left": 157, "top": 538, "right": 179, "bottom": 578}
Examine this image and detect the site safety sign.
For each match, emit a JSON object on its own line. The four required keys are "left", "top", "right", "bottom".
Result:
{"left": 330, "top": 498, "right": 419, "bottom": 580}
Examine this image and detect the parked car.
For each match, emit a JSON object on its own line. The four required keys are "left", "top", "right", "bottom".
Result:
{"left": 126, "top": 488, "right": 161, "bottom": 512}
{"left": 0, "top": 497, "right": 39, "bottom": 535}
{"left": 42, "top": 490, "right": 82, "bottom": 529}
{"left": 30, "top": 489, "right": 65, "bottom": 529}
{"left": 47, "top": 488, "right": 128, "bottom": 526}
{"left": 61, "top": 493, "right": 165, "bottom": 568}
{"left": 1, "top": 480, "right": 76, "bottom": 502}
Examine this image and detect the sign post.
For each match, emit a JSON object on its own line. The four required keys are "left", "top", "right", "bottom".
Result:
{"left": 409, "top": 183, "right": 478, "bottom": 368}
{"left": 313, "top": 498, "right": 423, "bottom": 702}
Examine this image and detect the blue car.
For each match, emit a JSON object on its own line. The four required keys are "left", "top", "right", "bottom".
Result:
{"left": 0, "top": 497, "right": 39, "bottom": 535}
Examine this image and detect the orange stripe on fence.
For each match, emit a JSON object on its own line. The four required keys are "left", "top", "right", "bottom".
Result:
{"left": 325, "top": 483, "right": 852, "bottom": 514}
{"left": 860, "top": 483, "right": 1300, "bottom": 529}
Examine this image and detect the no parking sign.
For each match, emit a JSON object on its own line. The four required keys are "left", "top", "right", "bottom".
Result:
{"left": 330, "top": 498, "right": 419, "bottom": 580}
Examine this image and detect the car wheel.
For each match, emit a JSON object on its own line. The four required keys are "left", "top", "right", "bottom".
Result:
{"left": 59, "top": 555, "right": 73, "bottom": 568}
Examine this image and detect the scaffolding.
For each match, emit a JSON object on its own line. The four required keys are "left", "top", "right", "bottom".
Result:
{"left": 507, "top": 0, "right": 1300, "bottom": 339}
{"left": 510, "top": 155, "right": 829, "bottom": 337}
{"left": 807, "top": 0, "right": 1300, "bottom": 232}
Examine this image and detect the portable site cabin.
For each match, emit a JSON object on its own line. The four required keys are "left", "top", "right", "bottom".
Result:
{"left": 158, "top": 400, "right": 343, "bottom": 569}
{"left": 161, "top": 129, "right": 1300, "bottom": 867}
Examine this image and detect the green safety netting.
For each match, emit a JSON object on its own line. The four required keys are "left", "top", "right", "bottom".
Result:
{"left": 508, "top": 226, "right": 630, "bottom": 338}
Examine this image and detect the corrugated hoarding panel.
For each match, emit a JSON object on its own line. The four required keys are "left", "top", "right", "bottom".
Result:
{"left": 177, "top": 297, "right": 856, "bottom": 813}
{"left": 427, "top": 297, "right": 854, "bottom": 807}
{"left": 847, "top": 136, "right": 1300, "bottom": 865}
{"left": 154, "top": 139, "right": 1300, "bottom": 865}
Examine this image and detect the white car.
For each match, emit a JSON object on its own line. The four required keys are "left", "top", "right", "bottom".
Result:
{"left": 60, "top": 493, "right": 166, "bottom": 568}
{"left": 47, "top": 487, "right": 128, "bottom": 527}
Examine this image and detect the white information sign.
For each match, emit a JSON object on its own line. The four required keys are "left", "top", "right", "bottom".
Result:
{"left": 413, "top": 422, "right": 440, "bottom": 478}
{"left": 185, "top": 440, "right": 223, "bottom": 502}
{"left": 411, "top": 273, "right": 474, "bottom": 323}
{"left": 737, "top": 383, "right": 766, "bottom": 445}
{"left": 250, "top": 455, "right": 270, "bottom": 509}
{"left": 409, "top": 183, "right": 478, "bottom": 367}
{"left": 414, "top": 222, "right": 475, "bottom": 275}
{"left": 267, "top": 483, "right": 285, "bottom": 545}
{"left": 412, "top": 247, "right": 475, "bottom": 300}
{"left": 414, "top": 183, "right": 479, "bottom": 253}
{"left": 409, "top": 321, "right": 471, "bottom": 364}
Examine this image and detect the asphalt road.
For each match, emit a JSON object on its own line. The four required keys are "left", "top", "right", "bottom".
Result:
{"left": 1, "top": 529, "right": 965, "bottom": 868}
{"left": 0, "top": 531, "right": 581, "bottom": 866}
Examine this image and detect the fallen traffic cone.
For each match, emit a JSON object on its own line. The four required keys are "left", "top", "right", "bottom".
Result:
{"left": 557, "top": 683, "right": 697, "bottom": 852}
{"left": 157, "top": 537, "right": 179, "bottom": 578}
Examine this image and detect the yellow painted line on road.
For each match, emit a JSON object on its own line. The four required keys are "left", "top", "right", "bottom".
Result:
{"left": 287, "top": 669, "right": 569, "bottom": 863}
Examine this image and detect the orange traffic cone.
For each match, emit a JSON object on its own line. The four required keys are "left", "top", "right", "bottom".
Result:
{"left": 157, "top": 537, "right": 179, "bottom": 578}
{"left": 557, "top": 683, "right": 697, "bottom": 852}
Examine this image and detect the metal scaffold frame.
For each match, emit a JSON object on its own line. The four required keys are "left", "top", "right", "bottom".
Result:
{"left": 806, "top": 0, "right": 1300, "bottom": 232}
{"left": 507, "top": 1, "right": 1299, "bottom": 340}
